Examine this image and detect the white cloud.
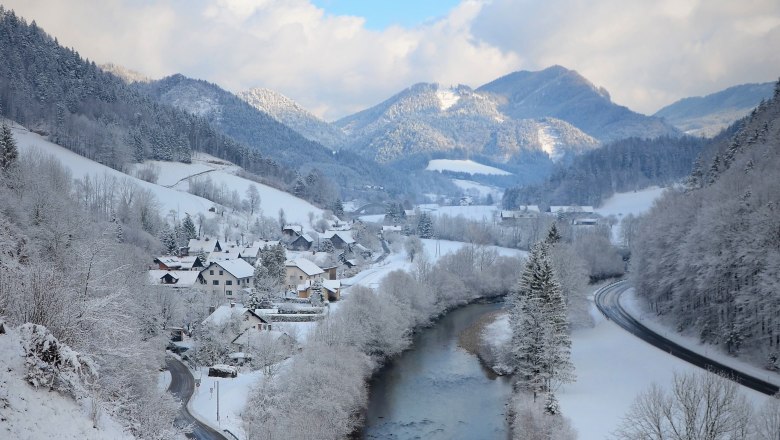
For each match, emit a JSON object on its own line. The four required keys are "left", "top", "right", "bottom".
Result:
{"left": 3, "top": 0, "right": 779, "bottom": 119}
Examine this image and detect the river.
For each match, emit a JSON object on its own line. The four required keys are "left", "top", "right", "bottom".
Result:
{"left": 362, "top": 301, "right": 512, "bottom": 440}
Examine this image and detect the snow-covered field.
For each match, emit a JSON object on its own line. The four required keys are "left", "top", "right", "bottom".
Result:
{"left": 426, "top": 159, "right": 511, "bottom": 175}
{"left": 451, "top": 178, "right": 502, "bottom": 200}
{"left": 595, "top": 186, "right": 666, "bottom": 218}
{"left": 13, "top": 125, "right": 323, "bottom": 227}
{"left": 0, "top": 327, "right": 134, "bottom": 440}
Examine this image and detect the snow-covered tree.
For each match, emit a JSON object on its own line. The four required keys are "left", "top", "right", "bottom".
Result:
{"left": 245, "top": 184, "right": 260, "bottom": 215}
{"left": 0, "top": 123, "right": 18, "bottom": 171}
{"left": 181, "top": 213, "right": 197, "bottom": 241}
{"left": 509, "top": 243, "right": 574, "bottom": 398}
{"left": 417, "top": 212, "right": 434, "bottom": 239}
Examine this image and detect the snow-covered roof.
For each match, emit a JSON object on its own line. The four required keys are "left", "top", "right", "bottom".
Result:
{"left": 206, "top": 249, "right": 243, "bottom": 264}
{"left": 209, "top": 259, "right": 255, "bottom": 279}
{"left": 283, "top": 224, "right": 303, "bottom": 233}
{"left": 232, "top": 327, "right": 289, "bottom": 347}
{"left": 155, "top": 255, "right": 202, "bottom": 270}
{"left": 322, "top": 230, "right": 355, "bottom": 244}
{"left": 292, "top": 234, "right": 313, "bottom": 243}
{"left": 322, "top": 280, "right": 341, "bottom": 292}
{"left": 202, "top": 304, "right": 269, "bottom": 327}
{"left": 188, "top": 237, "right": 221, "bottom": 255}
{"left": 286, "top": 258, "right": 324, "bottom": 276}
{"left": 382, "top": 225, "right": 402, "bottom": 232}
{"left": 148, "top": 270, "right": 203, "bottom": 287}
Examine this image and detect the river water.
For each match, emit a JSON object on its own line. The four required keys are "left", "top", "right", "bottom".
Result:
{"left": 362, "top": 301, "right": 512, "bottom": 440}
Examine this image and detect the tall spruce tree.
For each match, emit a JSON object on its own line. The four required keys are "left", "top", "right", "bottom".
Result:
{"left": 509, "top": 242, "right": 574, "bottom": 399}
{"left": 0, "top": 123, "right": 18, "bottom": 171}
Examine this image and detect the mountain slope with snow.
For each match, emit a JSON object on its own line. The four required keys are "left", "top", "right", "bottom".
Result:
{"left": 13, "top": 124, "right": 323, "bottom": 227}
{"left": 335, "top": 82, "right": 599, "bottom": 164}
{"left": 478, "top": 65, "right": 679, "bottom": 142}
{"left": 238, "top": 88, "right": 346, "bottom": 149}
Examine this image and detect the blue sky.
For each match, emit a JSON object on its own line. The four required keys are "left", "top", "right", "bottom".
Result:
{"left": 311, "top": 0, "right": 462, "bottom": 29}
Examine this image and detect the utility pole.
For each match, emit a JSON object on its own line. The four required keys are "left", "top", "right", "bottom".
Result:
{"left": 216, "top": 381, "right": 220, "bottom": 425}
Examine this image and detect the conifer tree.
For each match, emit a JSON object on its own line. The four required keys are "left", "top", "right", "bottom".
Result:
{"left": 510, "top": 242, "right": 574, "bottom": 399}
{"left": 181, "top": 214, "right": 197, "bottom": 241}
{"left": 0, "top": 123, "right": 18, "bottom": 171}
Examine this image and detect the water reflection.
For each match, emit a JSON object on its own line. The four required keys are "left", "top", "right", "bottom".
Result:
{"left": 363, "top": 302, "right": 512, "bottom": 440}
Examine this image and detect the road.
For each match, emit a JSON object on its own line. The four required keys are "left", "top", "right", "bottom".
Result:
{"left": 166, "top": 357, "right": 229, "bottom": 440}
{"left": 595, "top": 280, "right": 779, "bottom": 396}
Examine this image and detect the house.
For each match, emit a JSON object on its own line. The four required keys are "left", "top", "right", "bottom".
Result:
{"left": 288, "top": 234, "right": 314, "bottom": 251}
{"left": 240, "top": 240, "right": 280, "bottom": 265}
{"left": 202, "top": 303, "right": 271, "bottom": 332}
{"left": 321, "top": 230, "right": 355, "bottom": 250}
{"left": 282, "top": 224, "right": 303, "bottom": 238}
{"left": 321, "top": 264, "right": 338, "bottom": 281}
{"left": 231, "top": 327, "right": 295, "bottom": 354}
{"left": 322, "top": 280, "right": 341, "bottom": 301}
{"left": 154, "top": 256, "right": 204, "bottom": 271}
{"left": 206, "top": 247, "right": 244, "bottom": 264}
{"left": 187, "top": 237, "right": 222, "bottom": 258}
{"left": 285, "top": 258, "right": 324, "bottom": 291}
{"left": 148, "top": 270, "right": 206, "bottom": 289}
{"left": 201, "top": 259, "right": 256, "bottom": 299}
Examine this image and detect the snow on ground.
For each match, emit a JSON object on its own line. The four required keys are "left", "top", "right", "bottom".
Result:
{"left": 436, "top": 88, "right": 461, "bottom": 111}
{"left": 557, "top": 300, "right": 771, "bottom": 440}
{"left": 0, "top": 327, "right": 134, "bottom": 440}
{"left": 426, "top": 159, "right": 511, "bottom": 176}
{"left": 158, "top": 370, "right": 172, "bottom": 392}
{"left": 595, "top": 186, "right": 667, "bottom": 243}
{"left": 13, "top": 125, "right": 323, "bottom": 228}
{"left": 189, "top": 366, "right": 266, "bottom": 439}
{"left": 430, "top": 205, "right": 499, "bottom": 222}
{"left": 622, "top": 289, "right": 780, "bottom": 388}
{"left": 595, "top": 186, "right": 666, "bottom": 218}
{"left": 537, "top": 125, "right": 563, "bottom": 162}
{"left": 451, "top": 179, "right": 502, "bottom": 200}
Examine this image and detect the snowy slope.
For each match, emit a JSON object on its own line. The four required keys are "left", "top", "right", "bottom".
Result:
{"left": 0, "top": 327, "right": 135, "bottom": 440}
{"left": 238, "top": 88, "right": 346, "bottom": 149}
{"left": 426, "top": 159, "right": 511, "bottom": 175}
{"left": 13, "top": 125, "right": 324, "bottom": 227}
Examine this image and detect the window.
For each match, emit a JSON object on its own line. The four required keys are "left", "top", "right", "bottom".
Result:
{"left": 219, "top": 270, "right": 224, "bottom": 275}
{"left": 226, "top": 290, "right": 232, "bottom": 296}
{"left": 226, "top": 280, "right": 233, "bottom": 286}
{"left": 212, "top": 280, "right": 219, "bottom": 285}
{"left": 210, "top": 270, "right": 214, "bottom": 275}
{"left": 299, "top": 276, "right": 303, "bottom": 280}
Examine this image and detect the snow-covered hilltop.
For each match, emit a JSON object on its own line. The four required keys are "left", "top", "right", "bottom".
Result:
{"left": 238, "top": 88, "right": 347, "bottom": 149}
{"left": 334, "top": 81, "right": 600, "bottom": 164}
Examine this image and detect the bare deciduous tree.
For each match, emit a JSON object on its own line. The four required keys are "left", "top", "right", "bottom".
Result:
{"left": 614, "top": 371, "right": 753, "bottom": 440}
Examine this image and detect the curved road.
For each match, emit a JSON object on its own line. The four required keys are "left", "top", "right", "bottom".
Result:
{"left": 595, "top": 280, "right": 779, "bottom": 396}
{"left": 166, "top": 357, "right": 229, "bottom": 440}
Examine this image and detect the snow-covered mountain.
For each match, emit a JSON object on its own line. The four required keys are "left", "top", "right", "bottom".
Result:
{"left": 477, "top": 65, "right": 679, "bottom": 142}
{"left": 238, "top": 88, "right": 346, "bottom": 149}
{"left": 653, "top": 82, "right": 774, "bottom": 137}
{"left": 334, "top": 82, "right": 600, "bottom": 164}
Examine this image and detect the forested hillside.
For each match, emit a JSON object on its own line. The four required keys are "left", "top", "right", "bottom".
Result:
{"left": 137, "top": 75, "right": 404, "bottom": 195}
{"left": 503, "top": 135, "right": 707, "bottom": 208}
{"left": 0, "top": 8, "right": 290, "bottom": 183}
{"left": 632, "top": 80, "right": 780, "bottom": 365}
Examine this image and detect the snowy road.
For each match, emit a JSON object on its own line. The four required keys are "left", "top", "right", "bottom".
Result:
{"left": 166, "top": 357, "right": 229, "bottom": 440}
{"left": 595, "top": 281, "right": 779, "bottom": 396}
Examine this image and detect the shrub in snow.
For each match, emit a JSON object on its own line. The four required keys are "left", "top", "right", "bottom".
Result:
{"left": 18, "top": 323, "right": 96, "bottom": 397}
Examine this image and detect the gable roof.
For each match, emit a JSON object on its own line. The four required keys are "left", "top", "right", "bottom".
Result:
{"left": 202, "top": 304, "right": 269, "bottom": 327}
{"left": 188, "top": 238, "right": 221, "bottom": 254}
{"left": 208, "top": 259, "right": 255, "bottom": 279}
{"left": 291, "top": 234, "right": 314, "bottom": 244}
{"left": 148, "top": 270, "right": 204, "bottom": 287}
{"left": 322, "top": 230, "right": 355, "bottom": 244}
{"left": 286, "top": 258, "right": 324, "bottom": 276}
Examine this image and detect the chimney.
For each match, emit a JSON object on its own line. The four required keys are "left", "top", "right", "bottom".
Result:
{"left": 230, "top": 302, "right": 236, "bottom": 308}
{"left": 208, "top": 306, "right": 216, "bottom": 314}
